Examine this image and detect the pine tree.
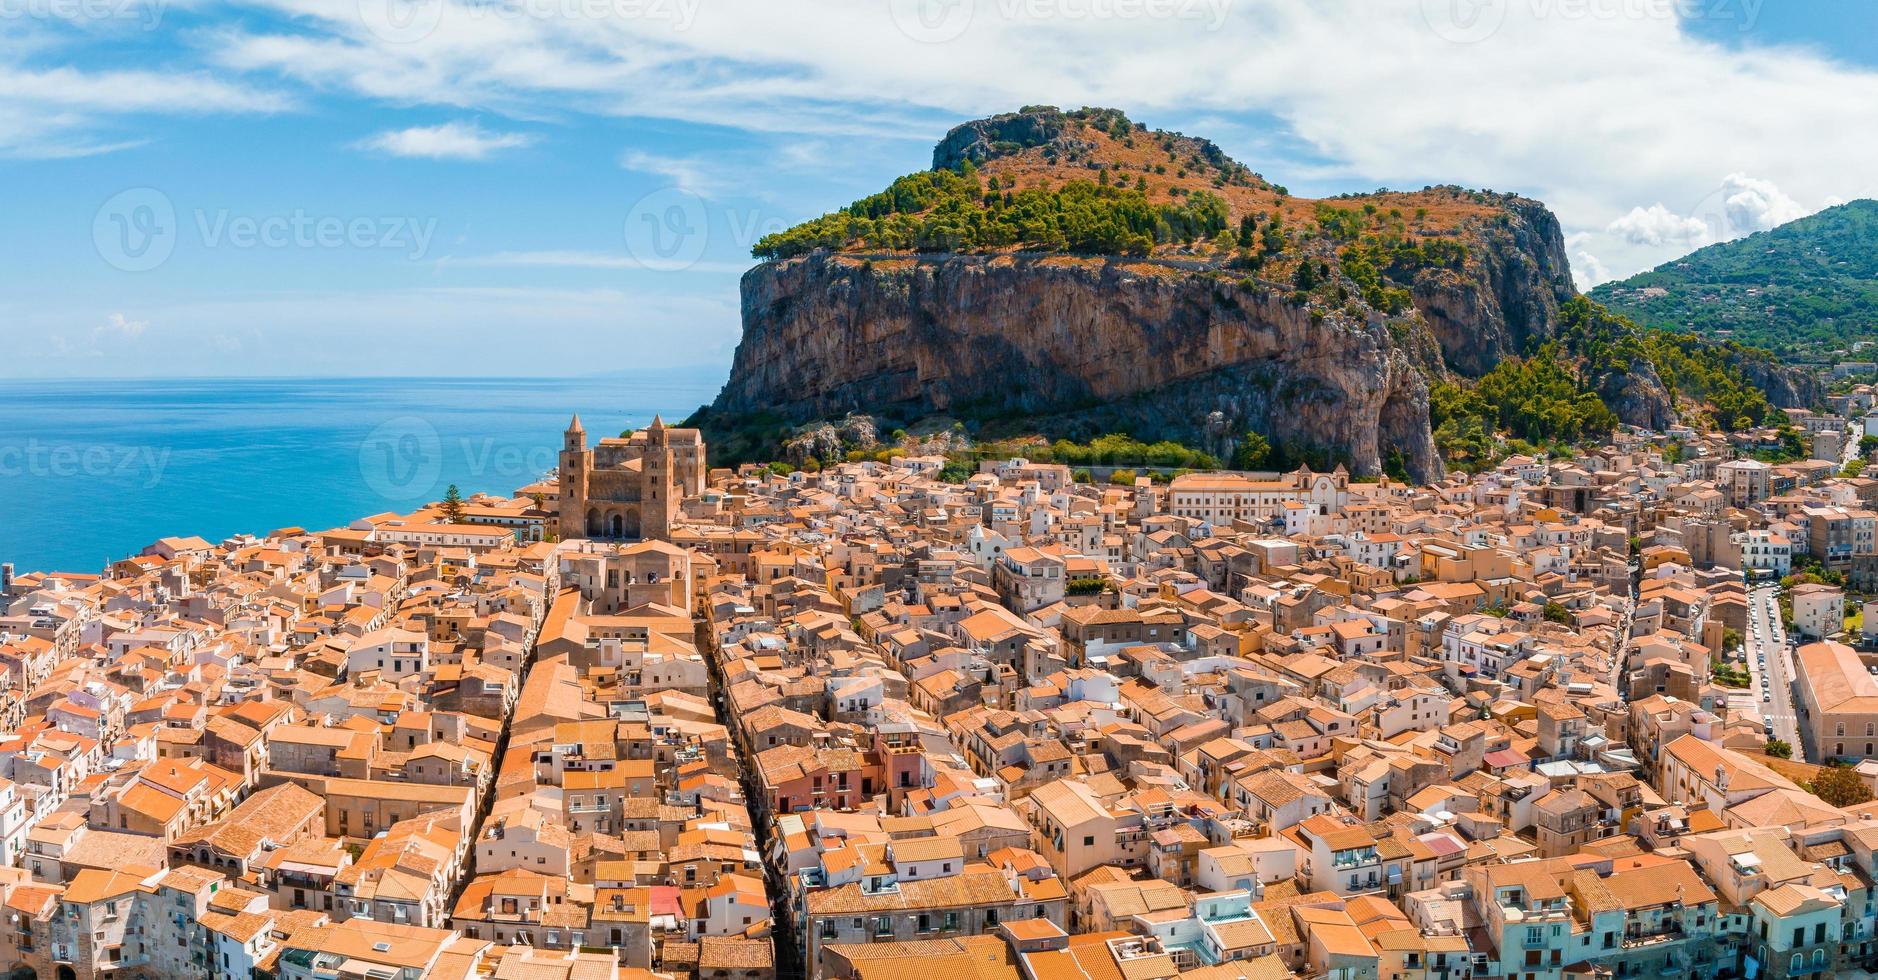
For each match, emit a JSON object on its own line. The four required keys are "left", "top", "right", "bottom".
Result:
{"left": 442, "top": 484, "right": 465, "bottom": 523}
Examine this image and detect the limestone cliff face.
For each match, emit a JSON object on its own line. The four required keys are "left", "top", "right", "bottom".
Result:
{"left": 1734, "top": 355, "right": 1821, "bottom": 410}
{"left": 1413, "top": 199, "right": 1575, "bottom": 377}
{"left": 1595, "top": 356, "right": 1679, "bottom": 431}
{"left": 710, "top": 252, "right": 1464, "bottom": 480}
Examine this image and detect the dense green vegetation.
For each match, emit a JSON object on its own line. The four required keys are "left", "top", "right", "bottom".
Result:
{"left": 1556, "top": 296, "right": 1777, "bottom": 431}
{"left": 752, "top": 162, "right": 1231, "bottom": 259}
{"left": 972, "top": 433, "right": 1223, "bottom": 470}
{"left": 1426, "top": 298, "right": 1782, "bottom": 472}
{"left": 1318, "top": 203, "right": 1469, "bottom": 315}
{"left": 752, "top": 154, "right": 1470, "bottom": 302}
{"left": 1427, "top": 358, "right": 1613, "bottom": 472}
{"left": 1711, "top": 657, "right": 1751, "bottom": 688}
{"left": 1591, "top": 200, "right": 1878, "bottom": 362}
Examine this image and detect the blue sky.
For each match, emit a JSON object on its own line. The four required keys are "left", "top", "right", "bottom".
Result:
{"left": 3, "top": 0, "right": 1875, "bottom": 379}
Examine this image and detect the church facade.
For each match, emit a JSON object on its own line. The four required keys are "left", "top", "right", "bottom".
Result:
{"left": 556, "top": 414, "right": 705, "bottom": 542}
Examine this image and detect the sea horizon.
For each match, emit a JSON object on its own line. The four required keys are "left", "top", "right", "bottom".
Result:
{"left": 0, "top": 374, "right": 722, "bottom": 576}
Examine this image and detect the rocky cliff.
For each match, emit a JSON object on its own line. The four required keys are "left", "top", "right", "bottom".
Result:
{"left": 693, "top": 106, "right": 1803, "bottom": 478}
{"left": 712, "top": 252, "right": 1447, "bottom": 479}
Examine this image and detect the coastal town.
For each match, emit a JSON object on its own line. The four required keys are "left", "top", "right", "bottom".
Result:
{"left": 13, "top": 399, "right": 1878, "bottom": 980}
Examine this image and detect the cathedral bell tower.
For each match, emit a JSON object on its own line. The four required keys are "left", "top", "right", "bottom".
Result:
{"left": 642, "top": 414, "right": 675, "bottom": 542}
{"left": 559, "top": 414, "right": 590, "bottom": 539}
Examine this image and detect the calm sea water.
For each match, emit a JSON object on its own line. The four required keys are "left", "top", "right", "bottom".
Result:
{"left": 0, "top": 376, "right": 721, "bottom": 576}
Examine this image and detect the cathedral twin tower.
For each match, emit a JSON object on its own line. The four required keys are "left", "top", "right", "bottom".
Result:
{"left": 557, "top": 413, "right": 705, "bottom": 542}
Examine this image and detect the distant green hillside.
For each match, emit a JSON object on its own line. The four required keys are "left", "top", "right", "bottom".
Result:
{"left": 1590, "top": 199, "right": 1878, "bottom": 363}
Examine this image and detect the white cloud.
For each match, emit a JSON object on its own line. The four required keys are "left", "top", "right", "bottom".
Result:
{"left": 101, "top": 312, "right": 148, "bottom": 339}
{"left": 0, "top": 63, "right": 285, "bottom": 157}
{"left": 355, "top": 120, "right": 533, "bottom": 159}
{"left": 1565, "top": 232, "right": 1611, "bottom": 290}
{"left": 1607, "top": 204, "right": 1710, "bottom": 248}
{"left": 1598, "top": 173, "right": 1819, "bottom": 279}
{"left": 3, "top": 65, "right": 283, "bottom": 113}
{"left": 40, "top": 311, "right": 152, "bottom": 362}
{"left": 1713, "top": 171, "right": 1810, "bottom": 236}
{"left": 620, "top": 150, "right": 724, "bottom": 195}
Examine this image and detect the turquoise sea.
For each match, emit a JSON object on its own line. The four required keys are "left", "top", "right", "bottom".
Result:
{"left": 0, "top": 375, "right": 721, "bottom": 576}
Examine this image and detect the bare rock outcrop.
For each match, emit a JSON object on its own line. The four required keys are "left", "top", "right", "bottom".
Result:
{"left": 708, "top": 252, "right": 1451, "bottom": 480}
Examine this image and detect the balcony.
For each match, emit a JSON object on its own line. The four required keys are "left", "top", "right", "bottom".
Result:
{"left": 1331, "top": 851, "right": 1378, "bottom": 870}
{"left": 1621, "top": 926, "right": 1683, "bottom": 949}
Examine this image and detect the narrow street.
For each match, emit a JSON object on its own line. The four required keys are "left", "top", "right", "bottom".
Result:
{"left": 445, "top": 586, "right": 546, "bottom": 913}
{"left": 696, "top": 614, "right": 805, "bottom": 980}
{"left": 1745, "top": 583, "right": 1806, "bottom": 761}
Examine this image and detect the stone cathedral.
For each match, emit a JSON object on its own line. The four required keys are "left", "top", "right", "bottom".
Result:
{"left": 556, "top": 413, "right": 704, "bottom": 542}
